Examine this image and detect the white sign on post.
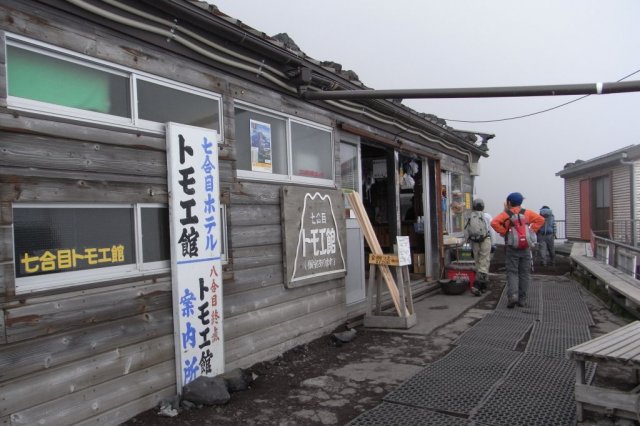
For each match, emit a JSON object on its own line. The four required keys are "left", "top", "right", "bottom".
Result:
{"left": 166, "top": 123, "right": 224, "bottom": 392}
{"left": 397, "top": 236, "right": 412, "bottom": 266}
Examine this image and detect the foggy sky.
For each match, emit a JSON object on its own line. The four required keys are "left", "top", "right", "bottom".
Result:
{"left": 212, "top": 0, "right": 640, "bottom": 220}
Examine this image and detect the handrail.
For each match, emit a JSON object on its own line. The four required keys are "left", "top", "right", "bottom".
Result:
{"left": 592, "top": 233, "right": 640, "bottom": 279}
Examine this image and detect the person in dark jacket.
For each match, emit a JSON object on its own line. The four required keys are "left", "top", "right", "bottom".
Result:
{"left": 537, "top": 205, "right": 557, "bottom": 267}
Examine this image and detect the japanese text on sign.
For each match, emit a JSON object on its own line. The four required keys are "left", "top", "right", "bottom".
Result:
{"left": 20, "top": 245, "right": 126, "bottom": 274}
{"left": 167, "top": 123, "right": 224, "bottom": 391}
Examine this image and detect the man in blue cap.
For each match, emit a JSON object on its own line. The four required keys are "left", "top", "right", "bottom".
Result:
{"left": 491, "top": 192, "right": 545, "bottom": 308}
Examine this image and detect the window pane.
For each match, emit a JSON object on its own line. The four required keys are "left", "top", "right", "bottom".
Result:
{"left": 340, "top": 142, "right": 358, "bottom": 191}
{"left": 234, "top": 107, "right": 288, "bottom": 175}
{"left": 7, "top": 45, "right": 130, "bottom": 117}
{"left": 141, "top": 207, "right": 170, "bottom": 263}
{"left": 137, "top": 80, "right": 220, "bottom": 131}
{"left": 14, "top": 207, "right": 135, "bottom": 278}
{"left": 291, "top": 122, "right": 333, "bottom": 179}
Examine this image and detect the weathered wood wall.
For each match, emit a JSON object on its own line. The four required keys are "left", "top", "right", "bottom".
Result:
{"left": 0, "top": 1, "right": 347, "bottom": 424}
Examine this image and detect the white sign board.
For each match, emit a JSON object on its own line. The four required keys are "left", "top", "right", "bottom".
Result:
{"left": 397, "top": 236, "right": 412, "bottom": 266}
{"left": 166, "top": 123, "right": 224, "bottom": 391}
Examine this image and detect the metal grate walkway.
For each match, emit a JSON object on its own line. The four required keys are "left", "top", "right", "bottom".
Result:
{"left": 349, "top": 275, "right": 593, "bottom": 426}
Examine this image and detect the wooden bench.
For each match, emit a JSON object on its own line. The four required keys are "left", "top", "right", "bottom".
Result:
{"left": 567, "top": 321, "right": 640, "bottom": 422}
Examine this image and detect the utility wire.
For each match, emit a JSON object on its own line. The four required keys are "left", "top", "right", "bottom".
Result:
{"left": 442, "top": 69, "right": 640, "bottom": 123}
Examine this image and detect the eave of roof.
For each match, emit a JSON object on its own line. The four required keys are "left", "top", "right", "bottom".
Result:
{"left": 556, "top": 144, "right": 640, "bottom": 178}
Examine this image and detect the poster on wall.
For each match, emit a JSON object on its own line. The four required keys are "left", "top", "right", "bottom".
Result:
{"left": 281, "top": 186, "right": 347, "bottom": 288}
{"left": 250, "top": 119, "right": 272, "bottom": 173}
{"left": 166, "top": 123, "right": 224, "bottom": 392}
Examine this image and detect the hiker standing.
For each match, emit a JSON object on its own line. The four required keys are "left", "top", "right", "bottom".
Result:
{"left": 537, "top": 205, "right": 557, "bottom": 267}
{"left": 491, "top": 192, "right": 544, "bottom": 308}
{"left": 464, "top": 198, "right": 493, "bottom": 296}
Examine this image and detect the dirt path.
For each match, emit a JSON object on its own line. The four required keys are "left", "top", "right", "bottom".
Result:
{"left": 126, "top": 254, "right": 630, "bottom": 426}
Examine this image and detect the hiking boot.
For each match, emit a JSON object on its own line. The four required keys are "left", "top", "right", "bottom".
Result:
{"left": 517, "top": 301, "right": 526, "bottom": 307}
{"left": 507, "top": 300, "right": 516, "bottom": 309}
{"left": 470, "top": 285, "right": 481, "bottom": 296}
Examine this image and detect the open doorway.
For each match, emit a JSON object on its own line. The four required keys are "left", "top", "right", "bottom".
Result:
{"left": 360, "top": 143, "right": 395, "bottom": 254}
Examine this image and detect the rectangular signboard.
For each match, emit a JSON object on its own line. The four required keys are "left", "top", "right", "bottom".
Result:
{"left": 281, "top": 186, "right": 347, "bottom": 288}
{"left": 166, "top": 123, "right": 224, "bottom": 391}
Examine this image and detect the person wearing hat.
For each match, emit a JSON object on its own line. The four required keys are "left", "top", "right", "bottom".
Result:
{"left": 464, "top": 198, "right": 495, "bottom": 296}
{"left": 491, "top": 192, "right": 545, "bottom": 308}
{"left": 537, "top": 205, "right": 557, "bottom": 267}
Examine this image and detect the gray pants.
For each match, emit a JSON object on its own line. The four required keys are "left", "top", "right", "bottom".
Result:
{"left": 537, "top": 234, "right": 555, "bottom": 266}
{"left": 505, "top": 246, "right": 531, "bottom": 303}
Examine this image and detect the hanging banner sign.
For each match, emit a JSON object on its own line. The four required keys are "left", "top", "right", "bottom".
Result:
{"left": 166, "top": 123, "right": 224, "bottom": 392}
{"left": 282, "top": 186, "right": 347, "bottom": 288}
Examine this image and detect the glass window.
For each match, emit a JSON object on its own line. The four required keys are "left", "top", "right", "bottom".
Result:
{"left": 234, "top": 107, "right": 288, "bottom": 175}
{"left": 6, "top": 39, "right": 223, "bottom": 134}
{"left": 291, "top": 122, "right": 333, "bottom": 179}
{"left": 234, "top": 105, "right": 334, "bottom": 183}
{"left": 441, "top": 171, "right": 464, "bottom": 235}
{"left": 7, "top": 45, "right": 130, "bottom": 117}
{"left": 13, "top": 207, "right": 136, "bottom": 278}
{"left": 137, "top": 79, "right": 220, "bottom": 131}
{"left": 339, "top": 142, "right": 359, "bottom": 192}
{"left": 13, "top": 203, "right": 228, "bottom": 292}
{"left": 450, "top": 173, "right": 464, "bottom": 234}
{"left": 141, "top": 206, "right": 171, "bottom": 263}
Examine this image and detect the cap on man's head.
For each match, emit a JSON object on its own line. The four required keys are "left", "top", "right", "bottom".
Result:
{"left": 507, "top": 192, "right": 524, "bottom": 206}
{"left": 472, "top": 198, "right": 485, "bottom": 211}
{"left": 541, "top": 205, "right": 550, "bottom": 209}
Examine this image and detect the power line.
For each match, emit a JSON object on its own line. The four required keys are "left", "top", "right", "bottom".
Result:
{"left": 441, "top": 69, "right": 640, "bottom": 123}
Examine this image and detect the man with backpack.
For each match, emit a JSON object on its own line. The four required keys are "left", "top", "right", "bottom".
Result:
{"left": 491, "top": 192, "right": 545, "bottom": 308}
{"left": 537, "top": 205, "right": 557, "bottom": 267}
{"left": 464, "top": 198, "right": 494, "bottom": 296}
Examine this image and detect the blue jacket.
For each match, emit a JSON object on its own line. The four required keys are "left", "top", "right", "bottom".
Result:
{"left": 538, "top": 207, "right": 556, "bottom": 236}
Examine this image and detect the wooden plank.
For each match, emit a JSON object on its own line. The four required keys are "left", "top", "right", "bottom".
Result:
{"left": 228, "top": 204, "right": 281, "bottom": 227}
{"left": 223, "top": 265, "right": 284, "bottom": 296}
{"left": 230, "top": 182, "right": 281, "bottom": 205}
{"left": 231, "top": 244, "right": 282, "bottom": 270}
{"left": 0, "top": 262, "right": 14, "bottom": 300}
{"left": 225, "top": 304, "right": 346, "bottom": 369}
{"left": 0, "top": 226, "right": 11, "bottom": 263}
{"left": 347, "top": 191, "right": 405, "bottom": 316}
{"left": 0, "top": 201, "right": 12, "bottom": 226}
{"left": 224, "top": 288, "right": 343, "bottom": 340}
{"left": 230, "top": 224, "right": 282, "bottom": 248}
{"left": 0, "top": 176, "right": 167, "bottom": 203}
{"left": 0, "top": 132, "right": 166, "bottom": 177}
{"left": 5, "top": 280, "right": 171, "bottom": 343}
{"left": 9, "top": 360, "right": 175, "bottom": 426}
{"left": 0, "top": 335, "right": 173, "bottom": 417}
{"left": 575, "top": 383, "right": 639, "bottom": 414}
{"left": 569, "top": 322, "right": 640, "bottom": 357}
{"left": 224, "top": 279, "right": 341, "bottom": 319}
{"left": 0, "top": 309, "right": 173, "bottom": 382}
{"left": 74, "top": 386, "right": 175, "bottom": 426}
{"left": 0, "top": 307, "right": 5, "bottom": 344}
{"left": 0, "top": 165, "right": 167, "bottom": 185}
{"left": 0, "top": 112, "right": 165, "bottom": 151}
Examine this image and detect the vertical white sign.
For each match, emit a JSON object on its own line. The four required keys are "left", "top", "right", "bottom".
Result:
{"left": 396, "top": 236, "right": 412, "bottom": 266}
{"left": 166, "top": 123, "right": 224, "bottom": 391}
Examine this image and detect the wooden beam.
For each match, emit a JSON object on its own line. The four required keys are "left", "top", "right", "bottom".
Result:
{"left": 346, "top": 191, "right": 407, "bottom": 316}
